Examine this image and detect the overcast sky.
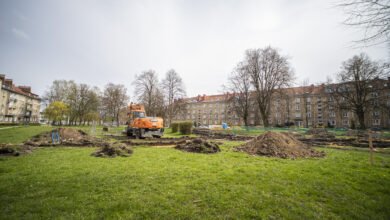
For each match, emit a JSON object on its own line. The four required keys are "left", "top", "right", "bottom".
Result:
{"left": 0, "top": 0, "right": 388, "bottom": 99}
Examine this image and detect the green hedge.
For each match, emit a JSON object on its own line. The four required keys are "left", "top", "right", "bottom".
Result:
{"left": 171, "top": 122, "right": 179, "bottom": 133}
{"left": 179, "top": 121, "right": 193, "bottom": 135}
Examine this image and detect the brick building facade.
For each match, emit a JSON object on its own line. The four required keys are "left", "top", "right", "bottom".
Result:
{"left": 173, "top": 79, "right": 390, "bottom": 128}
{"left": 0, "top": 74, "right": 41, "bottom": 123}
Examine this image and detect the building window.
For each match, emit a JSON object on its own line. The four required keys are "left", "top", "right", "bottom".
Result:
{"left": 295, "top": 104, "right": 300, "bottom": 111}
{"left": 295, "top": 98, "right": 300, "bottom": 103}
{"left": 343, "top": 112, "right": 348, "bottom": 118}
{"left": 373, "top": 119, "right": 380, "bottom": 126}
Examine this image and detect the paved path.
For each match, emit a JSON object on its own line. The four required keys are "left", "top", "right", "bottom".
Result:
{"left": 0, "top": 126, "right": 21, "bottom": 130}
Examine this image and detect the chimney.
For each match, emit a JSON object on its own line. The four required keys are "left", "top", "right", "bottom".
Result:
{"left": 4, "top": 79, "right": 12, "bottom": 88}
{"left": 19, "top": 86, "right": 31, "bottom": 93}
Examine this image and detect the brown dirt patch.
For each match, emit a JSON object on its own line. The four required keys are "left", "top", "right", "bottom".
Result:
{"left": 0, "top": 144, "right": 33, "bottom": 156}
{"left": 175, "top": 138, "right": 221, "bottom": 154}
{"left": 91, "top": 143, "right": 133, "bottom": 158}
{"left": 306, "top": 128, "right": 335, "bottom": 139}
{"left": 24, "top": 128, "right": 102, "bottom": 146}
{"left": 235, "top": 131, "right": 325, "bottom": 159}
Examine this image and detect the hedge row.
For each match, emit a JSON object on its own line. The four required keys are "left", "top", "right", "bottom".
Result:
{"left": 170, "top": 121, "right": 193, "bottom": 135}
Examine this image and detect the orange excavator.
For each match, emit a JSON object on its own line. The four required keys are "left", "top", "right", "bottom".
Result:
{"left": 126, "top": 103, "right": 164, "bottom": 138}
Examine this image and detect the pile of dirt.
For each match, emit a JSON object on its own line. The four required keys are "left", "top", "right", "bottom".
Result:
{"left": 306, "top": 128, "right": 335, "bottom": 139}
{"left": 24, "top": 128, "right": 99, "bottom": 146}
{"left": 175, "top": 138, "right": 220, "bottom": 154}
{"left": 91, "top": 143, "right": 133, "bottom": 158}
{"left": 235, "top": 131, "right": 325, "bottom": 159}
{"left": 0, "top": 144, "right": 33, "bottom": 156}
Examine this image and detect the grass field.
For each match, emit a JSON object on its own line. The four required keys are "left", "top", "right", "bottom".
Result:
{"left": 0, "top": 126, "right": 390, "bottom": 219}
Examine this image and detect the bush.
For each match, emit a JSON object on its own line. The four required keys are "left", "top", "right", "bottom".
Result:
{"left": 171, "top": 122, "right": 179, "bottom": 133}
{"left": 179, "top": 121, "right": 193, "bottom": 135}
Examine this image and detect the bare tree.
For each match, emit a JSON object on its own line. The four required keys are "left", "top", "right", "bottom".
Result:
{"left": 133, "top": 70, "right": 163, "bottom": 116}
{"left": 245, "top": 46, "right": 294, "bottom": 127}
{"left": 339, "top": 0, "right": 390, "bottom": 46}
{"left": 224, "top": 62, "right": 253, "bottom": 126}
{"left": 102, "top": 83, "right": 129, "bottom": 126}
{"left": 43, "top": 80, "right": 75, "bottom": 104}
{"left": 301, "top": 79, "right": 315, "bottom": 128}
{"left": 66, "top": 84, "right": 101, "bottom": 125}
{"left": 161, "top": 69, "right": 186, "bottom": 126}
{"left": 327, "top": 53, "right": 388, "bottom": 129}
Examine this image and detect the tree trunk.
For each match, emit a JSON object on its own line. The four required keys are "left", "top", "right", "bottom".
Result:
{"left": 259, "top": 108, "right": 269, "bottom": 127}
{"left": 356, "top": 109, "right": 366, "bottom": 129}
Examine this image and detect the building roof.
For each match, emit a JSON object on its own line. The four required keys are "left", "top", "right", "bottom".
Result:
{"left": 0, "top": 74, "right": 41, "bottom": 100}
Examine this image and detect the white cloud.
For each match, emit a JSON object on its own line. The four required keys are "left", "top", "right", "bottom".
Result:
{"left": 11, "top": 27, "right": 30, "bottom": 40}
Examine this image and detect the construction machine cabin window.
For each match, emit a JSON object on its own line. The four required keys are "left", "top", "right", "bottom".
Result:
{"left": 133, "top": 112, "right": 145, "bottom": 118}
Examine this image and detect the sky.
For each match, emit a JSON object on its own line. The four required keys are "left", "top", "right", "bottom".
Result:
{"left": 0, "top": 0, "right": 388, "bottom": 99}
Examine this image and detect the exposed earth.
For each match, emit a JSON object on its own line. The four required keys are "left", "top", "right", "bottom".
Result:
{"left": 235, "top": 131, "right": 326, "bottom": 159}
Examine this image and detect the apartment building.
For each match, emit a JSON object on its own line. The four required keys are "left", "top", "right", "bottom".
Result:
{"left": 0, "top": 74, "right": 41, "bottom": 123}
{"left": 173, "top": 79, "right": 390, "bottom": 128}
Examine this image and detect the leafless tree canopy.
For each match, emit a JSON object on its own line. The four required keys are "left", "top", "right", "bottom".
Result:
{"left": 327, "top": 53, "right": 389, "bottom": 129}
{"left": 42, "top": 80, "right": 75, "bottom": 104}
{"left": 245, "top": 46, "right": 294, "bottom": 127}
{"left": 224, "top": 62, "right": 253, "bottom": 126}
{"left": 339, "top": 0, "right": 390, "bottom": 45}
{"left": 133, "top": 70, "right": 164, "bottom": 116}
{"left": 161, "top": 69, "right": 186, "bottom": 125}
{"left": 102, "top": 83, "right": 129, "bottom": 126}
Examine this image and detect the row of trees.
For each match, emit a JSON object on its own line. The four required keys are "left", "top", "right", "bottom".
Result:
{"left": 225, "top": 48, "right": 389, "bottom": 129}
{"left": 43, "top": 69, "right": 186, "bottom": 126}
{"left": 43, "top": 81, "right": 129, "bottom": 125}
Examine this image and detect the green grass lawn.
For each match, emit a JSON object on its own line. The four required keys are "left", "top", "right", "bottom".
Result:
{"left": 0, "top": 142, "right": 389, "bottom": 219}
{"left": 0, "top": 126, "right": 53, "bottom": 144}
{"left": 1, "top": 126, "right": 389, "bottom": 219}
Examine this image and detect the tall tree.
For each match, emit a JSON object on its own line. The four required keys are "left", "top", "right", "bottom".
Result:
{"left": 161, "top": 69, "right": 186, "bottom": 125}
{"left": 301, "top": 79, "right": 315, "bottom": 128}
{"left": 224, "top": 62, "right": 253, "bottom": 126}
{"left": 327, "top": 53, "right": 388, "bottom": 129}
{"left": 42, "top": 80, "right": 75, "bottom": 104}
{"left": 44, "top": 101, "right": 69, "bottom": 125}
{"left": 339, "top": 0, "right": 390, "bottom": 46}
{"left": 245, "top": 46, "right": 294, "bottom": 127}
{"left": 133, "top": 70, "right": 163, "bottom": 116}
{"left": 102, "top": 83, "right": 129, "bottom": 126}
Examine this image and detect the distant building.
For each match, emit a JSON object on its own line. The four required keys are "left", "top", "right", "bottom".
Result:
{"left": 173, "top": 79, "right": 390, "bottom": 129}
{"left": 0, "top": 74, "right": 41, "bottom": 123}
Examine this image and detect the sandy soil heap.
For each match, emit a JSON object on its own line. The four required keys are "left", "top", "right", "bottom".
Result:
{"left": 235, "top": 131, "right": 325, "bottom": 159}
{"left": 24, "top": 128, "right": 98, "bottom": 146}
{"left": 91, "top": 143, "right": 133, "bottom": 158}
{"left": 175, "top": 138, "right": 221, "bottom": 153}
{"left": 306, "top": 128, "right": 335, "bottom": 139}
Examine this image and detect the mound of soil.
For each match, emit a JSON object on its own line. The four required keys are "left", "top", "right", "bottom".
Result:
{"left": 0, "top": 144, "right": 33, "bottom": 156}
{"left": 175, "top": 138, "right": 220, "bottom": 154}
{"left": 91, "top": 143, "right": 133, "bottom": 158}
{"left": 306, "top": 128, "right": 335, "bottom": 139}
{"left": 24, "top": 128, "right": 98, "bottom": 146}
{"left": 235, "top": 132, "right": 325, "bottom": 159}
